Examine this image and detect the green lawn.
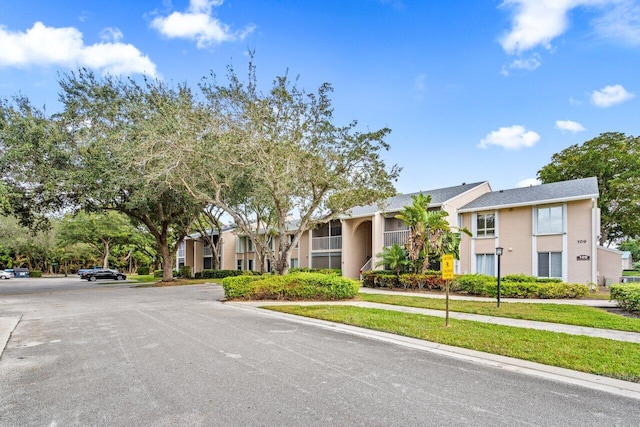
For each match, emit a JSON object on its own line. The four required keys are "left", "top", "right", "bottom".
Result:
{"left": 265, "top": 305, "right": 640, "bottom": 383}
{"left": 357, "top": 293, "right": 640, "bottom": 333}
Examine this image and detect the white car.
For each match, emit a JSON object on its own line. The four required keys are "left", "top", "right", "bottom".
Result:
{"left": 1, "top": 270, "right": 12, "bottom": 280}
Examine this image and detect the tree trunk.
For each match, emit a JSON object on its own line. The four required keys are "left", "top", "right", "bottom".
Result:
{"left": 102, "top": 241, "right": 110, "bottom": 269}
{"left": 159, "top": 243, "right": 174, "bottom": 282}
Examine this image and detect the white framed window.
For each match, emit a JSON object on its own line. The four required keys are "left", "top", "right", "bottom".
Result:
{"left": 538, "top": 252, "right": 562, "bottom": 278}
{"left": 236, "top": 259, "right": 243, "bottom": 270}
{"left": 247, "top": 238, "right": 254, "bottom": 252}
{"left": 476, "top": 254, "right": 495, "bottom": 276}
{"left": 248, "top": 259, "right": 254, "bottom": 271}
{"left": 291, "top": 258, "right": 299, "bottom": 268}
{"left": 536, "top": 206, "right": 563, "bottom": 234}
{"left": 476, "top": 213, "right": 495, "bottom": 238}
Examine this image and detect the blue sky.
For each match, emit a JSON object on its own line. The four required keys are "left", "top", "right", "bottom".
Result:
{"left": 1, "top": 0, "right": 639, "bottom": 194}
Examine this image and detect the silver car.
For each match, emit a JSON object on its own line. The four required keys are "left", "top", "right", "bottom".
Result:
{"left": 1, "top": 270, "right": 12, "bottom": 280}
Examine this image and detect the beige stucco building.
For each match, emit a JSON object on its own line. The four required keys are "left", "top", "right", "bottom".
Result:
{"left": 179, "top": 177, "right": 622, "bottom": 284}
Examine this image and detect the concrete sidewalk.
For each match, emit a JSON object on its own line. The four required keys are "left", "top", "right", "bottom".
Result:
{"left": 235, "top": 299, "right": 640, "bottom": 343}
{"left": 360, "top": 286, "right": 618, "bottom": 307}
{"left": 0, "top": 316, "right": 20, "bottom": 358}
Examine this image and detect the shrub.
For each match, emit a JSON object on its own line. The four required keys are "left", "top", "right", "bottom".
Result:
{"left": 222, "top": 272, "right": 359, "bottom": 300}
{"left": 611, "top": 284, "right": 640, "bottom": 312}
{"left": 453, "top": 274, "right": 495, "bottom": 294}
{"left": 30, "top": 270, "right": 42, "bottom": 278}
{"left": 179, "top": 265, "right": 192, "bottom": 278}
{"left": 194, "top": 269, "right": 246, "bottom": 279}
{"left": 154, "top": 270, "right": 163, "bottom": 278}
{"left": 289, "top": 267, "right": 342, "bottom": 276}
{"left": 398, "top": 274, "right": 445, "bottom": 290}
{"left": 457, "top": 277, "right": 589, "bottom": 299}
{"left": 137, "top": 267, "right": 150, "bottom": 276}
{"left": 502, "top": 273, "right": 562, "bottom": 283}
{"left": 221, "top": 275, "right": 265, "bottom": 299}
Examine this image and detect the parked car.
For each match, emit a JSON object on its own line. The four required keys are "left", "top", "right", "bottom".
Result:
{"left": 78, "top": 268, "right": 96, "bottom": 276}
{"left": 11, "top": 267, "right": 29, "bottom": 278}
{"left": 82, "top": 269, "right": 127, "bottom": 281}
{"left": 1, "top": 270, "right": 12, "bottom": 280}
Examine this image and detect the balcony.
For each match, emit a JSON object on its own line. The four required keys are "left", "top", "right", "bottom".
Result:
{"left": 384, "top": 230, "right": 409, "bottom": 247}
{"left": 312, "top": 236, "right": 342, "bottom": 251}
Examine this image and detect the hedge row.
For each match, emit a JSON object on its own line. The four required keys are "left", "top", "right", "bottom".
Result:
{"left": 221, "top": 272, "right": 359, "bottom": 301}
{"left": 454, "top": 274, "right": 588, "bottom": 299}
{"left": 289, "top": 267, "right": 342, "bottom": 276}
{"left": 194, "top": 269, "right": 254, "bottom": 279}
{"left": 611, "top": 284, "right": 640, "bottom": 312}
{"left": 361, "top": 271, "right": 444, "bottom": 290}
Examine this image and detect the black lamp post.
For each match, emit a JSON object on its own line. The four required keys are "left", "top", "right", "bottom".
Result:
{"left": 496, "top": 246, "right": 503, "bottom": 308}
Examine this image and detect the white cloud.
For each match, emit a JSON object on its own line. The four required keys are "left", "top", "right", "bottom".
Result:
{"left": 151, "top": 0, "right": 255, "bottom": 48}
{"left": 555, "top": 119, "right": 586, "bottom": 132}
{"left": 501, "top": 54, "right": 541, "bottom": 75}
{"left": 479, "top": 125, "right": 540, "bottom": 150}
{"left": 499, "top": 0, "right": 580, "bottom": 54}
{"left": 99, "top": 27, "right": 123, "bottom": 43}
{"left": 592, "top": 0, "right": 640, "bottom": 45}
{"left": 591, "top": 84, "right": 635, "bottom": 107}
{"left": 0, "top": 22, "right": 157, "bottom": 76}
{"left": 498, "top": 0, "right": 640, "bottom": 55}
{"left": 517, "top": 178, "right": 541, "bottom": 187}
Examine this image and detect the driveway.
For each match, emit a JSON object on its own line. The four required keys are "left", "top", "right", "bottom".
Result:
{"left": 1, "top": 282, "right": 639, "bottom": 426}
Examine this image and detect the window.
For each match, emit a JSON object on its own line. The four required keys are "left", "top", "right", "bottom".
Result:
{"left": 476, "top": 213, "right": 495, "bottom": 237}
{"left": 538, "top": 252, "right": 562, "bottom": 278}
{"left": 476, "top": 254, "right": 495, "bottom": 276}
{"left": 204, "top": 257, "right": 213, "bottom": 269}
{"left": 247, "top": 238, "right": 254, "bottom": 252}
{"left": 248, "top": 259, "right": 254, "bottom": 271}
{"left": 537, "top": 206, "right": 563, "bottom": 234}
{"left": 291, "top": 258, "right": 299, "bottom": 268}
{"left": 236, "top": 259, "right": 243, "bottom": 270}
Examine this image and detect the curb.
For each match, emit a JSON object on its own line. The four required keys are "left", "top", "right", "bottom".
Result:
{"left": 0, "top": 316, "right": 21, "bottom": 359}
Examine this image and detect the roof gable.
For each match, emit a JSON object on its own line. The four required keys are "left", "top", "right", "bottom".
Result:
{"left": 346, "top": 181, "right": 488, "bottom": 217}
{"left": 458, "top": 177, "right": 598, "bottom": 212}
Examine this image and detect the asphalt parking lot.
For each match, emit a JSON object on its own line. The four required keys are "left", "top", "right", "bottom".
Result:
{"left": 1, "top": 280, "right": 640, "bottom": 426}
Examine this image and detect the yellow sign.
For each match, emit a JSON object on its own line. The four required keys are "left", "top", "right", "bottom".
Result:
{"left": 441, "top": 254, "right": 454, "bottom": 280}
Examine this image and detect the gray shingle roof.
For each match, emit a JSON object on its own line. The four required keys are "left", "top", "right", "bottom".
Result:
{"left": 345, "top": 181, "right": 488, "bottom": 217}
{"left": 458, "top": 177, "right": 598, "bottom": 212}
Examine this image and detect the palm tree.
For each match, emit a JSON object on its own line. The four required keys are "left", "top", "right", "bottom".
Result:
{"left": 375, "top": 243, "right": 410, "bottom": 278}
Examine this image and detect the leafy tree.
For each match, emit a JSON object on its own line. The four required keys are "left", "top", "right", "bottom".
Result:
{"left": 537, "top": 132, "right": 640, "bottom": 246}
{"left": 57, "top": 211, "right": 138, "bottom": 269}
{"left": 57, "top": 71, "right": 204, "bottom": 281}
{"left": 142, "top": 58, "right": 399, "bottom": 275}
{"left": 0, "top": 97, "right": 71, "bottom": 231}
{"left": 375, "top": 243, "right": 410, "bottom": 277}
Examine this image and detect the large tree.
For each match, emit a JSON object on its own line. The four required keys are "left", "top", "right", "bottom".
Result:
{"left": 56, "top": 70, "right": 205, "bottom": 280}
{"left": 57, "top": 211, "right": 139, "bottom": 269}
{"left": 1, "top": 72, "right": 205, "bottom": 281}
{"left": 537, "top": 132, "right": 640, "bottom": 246}
{"left": 143, "top": 59, "right": 400, "bottom": 275}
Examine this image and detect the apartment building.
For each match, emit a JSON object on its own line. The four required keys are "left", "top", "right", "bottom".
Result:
{"left": 179, "top": 177, "right": 622, "bottom": 284}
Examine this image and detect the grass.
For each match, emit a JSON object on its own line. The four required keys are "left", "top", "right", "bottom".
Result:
{"left": 264, "top": 304, "right": 640, "bottom": 382}
{"left": 356, "top": 293, "right": 640, "bottom": 333}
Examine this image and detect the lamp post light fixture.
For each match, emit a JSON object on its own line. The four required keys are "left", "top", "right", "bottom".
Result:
{"left": 495, "top": 246, "right": 503, "bottom": 308}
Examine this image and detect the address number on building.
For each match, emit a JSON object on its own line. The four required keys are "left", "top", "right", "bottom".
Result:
{"left": 576, "top": 255, "right": 590, "bottom": 261}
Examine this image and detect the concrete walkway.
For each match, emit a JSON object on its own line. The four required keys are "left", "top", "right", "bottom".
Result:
{"left": 359, "top": 286, "right": 619, "bottom": 307}
{"left": 236, "top": 299, "right": 640, "bottom": 343}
